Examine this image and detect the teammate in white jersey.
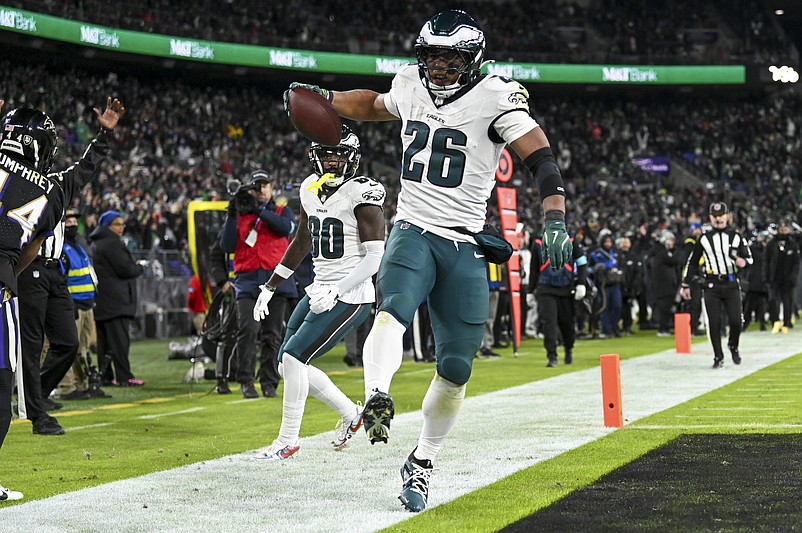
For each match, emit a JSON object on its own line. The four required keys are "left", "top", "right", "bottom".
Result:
{"left": 252, "top": 126, "right": 386, "bottom": 460}
{"left": 284, "top": 9, "right": 572, "bottom": 511}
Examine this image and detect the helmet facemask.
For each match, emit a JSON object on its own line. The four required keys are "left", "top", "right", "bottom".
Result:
{"left": 415, "top": 10, "right": 485, "bottom": 100}
{"left": 309, "top": 126, "right": 361, "bottom": 187}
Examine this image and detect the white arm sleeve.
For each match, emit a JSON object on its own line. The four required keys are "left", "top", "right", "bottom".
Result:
{"left": 334, "top": 240, "right": 385, "bottom": 295}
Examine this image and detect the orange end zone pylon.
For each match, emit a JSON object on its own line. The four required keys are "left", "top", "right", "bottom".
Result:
{"left": 600, "top": 353, "right": 623, "bottom": 428}
{"left": 674, "top": 312, "right": 691, "bottom": 354}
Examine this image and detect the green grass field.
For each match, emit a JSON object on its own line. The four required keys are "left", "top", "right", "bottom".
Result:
{"left": 1, "top": 328, "right": 800, "bottom": 531}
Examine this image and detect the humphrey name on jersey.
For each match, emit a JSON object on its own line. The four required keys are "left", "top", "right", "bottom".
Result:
{"left": 0, "top": 152, "right": 56, "bottom": 193}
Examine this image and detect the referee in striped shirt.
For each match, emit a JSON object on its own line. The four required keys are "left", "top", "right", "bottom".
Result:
{"left": 681, "top": 202, "right": 753, "bottom": 369}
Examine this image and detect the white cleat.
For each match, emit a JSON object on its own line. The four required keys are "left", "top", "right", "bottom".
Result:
{"left": 253, "top": 439, "right": 300, "bottom": 461}
{"left": 333, "top": 404, "right": 363, "bottom": 451}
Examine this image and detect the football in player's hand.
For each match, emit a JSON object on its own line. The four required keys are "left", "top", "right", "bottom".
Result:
{"left": 287, "top": 87, "right": 341, "bottom": 146}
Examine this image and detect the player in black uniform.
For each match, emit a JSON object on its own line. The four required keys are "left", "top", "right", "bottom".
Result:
{"left": 0, "top": 104, "right": 65, "bottom": 501}
{"left": 681, "top": 202, "right": 753, "bottom": 368}
{"left": 17, "top": 97, "right": 124, "bottom": 436}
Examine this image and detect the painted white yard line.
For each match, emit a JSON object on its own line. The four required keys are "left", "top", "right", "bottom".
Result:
{"left": 733, "top": 388, "right": 798, "bottom": 392}
{"left": 224, "top": 398, "right": 267, "bottom": 405}
{"left": 706, "top": 400, "right": 796, "bottom": 404}
{"left": 66, "top": 423, "right": 115, "bottom": 432}
{"left": 690, "top": 407, "right": 786, "bottom": 410}
{"left": 675, "top": 414, "right": 783, "bottom": 418}
{"left": 137, "top": 407, "right": 205, "bottom": 420}
{"left": 632, "top": 424, "right": 802, "bottom": 430}
{"left": 1, "top": 330, "right": 799, "bottom": 533}
{"left": 717, "top": 395, "right": 797, "bottom": 400}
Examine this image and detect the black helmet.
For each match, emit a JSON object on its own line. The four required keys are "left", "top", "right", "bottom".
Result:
{"left": 309, "top": 125, "right": 361, "bottom": 187}
{"left": 0, "top": 108, "right": 59, "bottom": 174}
{"left": 415, "top": 10, "right": 486, "bottom": 99}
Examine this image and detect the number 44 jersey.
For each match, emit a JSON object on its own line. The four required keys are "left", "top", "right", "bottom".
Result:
{"left": 0, "top": 153, "right": 63, "bottom": 295}
{"left": 385, "top": 64, "right": 540, "bottom": 236}
{"left": 299, "top": 174, "right": 386, "bottom": 305}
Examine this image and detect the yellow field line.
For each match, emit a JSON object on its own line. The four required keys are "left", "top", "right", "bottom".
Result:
{"left": 95, "top": 403, "right": 138, "bottom": 410}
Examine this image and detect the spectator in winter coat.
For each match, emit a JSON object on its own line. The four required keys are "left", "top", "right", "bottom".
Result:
{"left": 648, "top": 230, "right": 681, "bottom": 336}
{"left": 89, "top": 210, "right": 145, "bottom": 386}
{"left": 743, "top": 231, "right": 770, "bottom": 331}
{"left": 766, "top": 219, "right": 801, "bottom": 333}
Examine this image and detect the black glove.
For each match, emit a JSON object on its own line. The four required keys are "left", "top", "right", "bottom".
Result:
{"left": 227, "top": 200, "right": 237, "bottom": 216}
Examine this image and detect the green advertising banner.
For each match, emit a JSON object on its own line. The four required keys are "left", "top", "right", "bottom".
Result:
{"left": 0, "top": 6, "right": 746, "bottom": 84}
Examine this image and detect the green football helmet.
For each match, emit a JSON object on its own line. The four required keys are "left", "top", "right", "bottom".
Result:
{"left": 309, "top": 125, "right": 361, "bottom": 187}
{"left": 415, "top": 10, "right": 485, "bottom": 99}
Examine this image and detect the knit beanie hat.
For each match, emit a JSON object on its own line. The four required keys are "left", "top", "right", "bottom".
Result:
{"left": 98, "top": 210, "right": 123, "bottom": 228}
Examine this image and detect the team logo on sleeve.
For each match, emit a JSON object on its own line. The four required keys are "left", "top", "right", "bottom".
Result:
{"left": 362, "top": 189, "right": 386, "bottom": 202}
{"left": 508, "top": 91, "right": 529, "bottom": 107}
{"left": 508, "top": 83, "right": 530, "bottom": 108}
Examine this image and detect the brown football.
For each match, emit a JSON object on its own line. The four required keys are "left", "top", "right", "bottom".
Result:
{"left": 287, "top": 87, "right": 342, "bottom": 146}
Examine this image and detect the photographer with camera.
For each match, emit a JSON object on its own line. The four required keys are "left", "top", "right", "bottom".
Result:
{"left": 220, "top": 170, "right": 296, "bottom": 398}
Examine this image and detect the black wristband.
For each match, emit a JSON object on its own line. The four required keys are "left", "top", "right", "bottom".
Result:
{"left": 544, "top": 210, "right": 565, "bottom": 222}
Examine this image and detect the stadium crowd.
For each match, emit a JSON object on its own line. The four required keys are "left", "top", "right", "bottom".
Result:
{"left": 8, "top": 0, "right": 796, "bottom": 64}
{"left": 2, "top": 56, "right": 800, "bottom": 258}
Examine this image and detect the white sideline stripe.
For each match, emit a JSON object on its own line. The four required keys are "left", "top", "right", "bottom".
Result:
{"left": 1, "top": 331, "right": 800, "bottom": 533}
{"left": 137, "top": 407, "right": 205, "bottom": 419}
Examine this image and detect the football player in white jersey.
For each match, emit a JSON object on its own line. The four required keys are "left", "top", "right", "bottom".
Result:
{"left": 284, "top": 9, "right": 572, "bottom": 511}
{"left": 251, "top": 125, "right": 386, "bottom": 460}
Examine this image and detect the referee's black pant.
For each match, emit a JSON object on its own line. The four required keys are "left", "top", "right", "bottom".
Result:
{"left": 18, "top": 260, "right": 79, "bottom": 422}
{"left": 703, "top": 280, "right": 742, "bottom": 362}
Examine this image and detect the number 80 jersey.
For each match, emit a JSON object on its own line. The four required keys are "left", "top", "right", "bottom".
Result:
{"left": 299, "top": 174, "right": 386, "bottom": 304}
{"left": 384, "top": 64, "right": 539, "bottom": 236}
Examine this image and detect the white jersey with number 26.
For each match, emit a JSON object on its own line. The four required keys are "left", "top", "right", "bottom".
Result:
{"left": 384, "top": 64, "right": 539, "bottom": 238}
{"left": 299, "top": 173, "right": 386, "bottom": 304}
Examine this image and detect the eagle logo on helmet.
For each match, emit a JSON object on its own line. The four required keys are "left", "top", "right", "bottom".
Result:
{"left": 309, "top": 125, "right": 361, "bottom": 188}
{"left": 415, "top": 10, "right": 486, "bottom": 100}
